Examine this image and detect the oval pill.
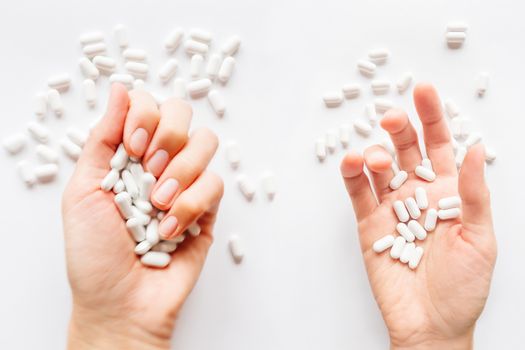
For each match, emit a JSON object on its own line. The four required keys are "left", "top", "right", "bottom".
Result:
{"left": 125, "top": 61, "right": 149, "bottom": 77}
{"left": 357, "top": 60, "right": 376, "bottom": 77}
{"left": 3, "top": 133, "right": 28, "bottom": 155}
{"left": 373, "top": 234, "right": 395, "bottom": 253}
{"left": 47, "top": 89, "right": 64, "bottom": 116}
{"left": 17, "top": 160, "right": 36, "bottom": 187}
{"left": 146, "top": 219, "right": 160, "bottom": 245}
{"left": 206, "top": 53, "right": 222, "bottom": 80}
{"left": 110, "top": 143, "right": 129, "bottom": 170}
{"left": 342, "top": 83, "right": 360, "bottom": 99}
{"left": 164, "top": 28, "right": 184, "bottom": 52}
{"left": 83, "top": 42, "right": 107, "bottom": 58}
{"left": 415, "top": 187, "right": 428, "bottom": 209}
{"left": 409, "top": 247, "right": 424, "bottom": 269}
{"left": 408, "top": 220, "right": 427, "bottom": 240}
{"left": 323, "top": 91, "right": 343, "bottom": 107}
{"left": 353, "top": 120, "right": 372, "bottom": 137}
{"left": 315, "top": 138, "right": 327, "bottom": 162}
{"left": 424, "top": 208, "right": 438, "bottom": 231}
{"left": 218, "top": 56, "right": 235, "bottom": 84}
{"left": 400, "top": 242, "right": 416, "bottom": 263}
{"left": 36, "top": 144, "right": 59, "bottom": 163}
{"left": 438, "top": 208, "right": 461, "bottom": 220}
{"left": 47, "top": 73, "right": 71, "bottom": 91}
{"left": 221, "top": 35, "right": 241, "bottom": 56}
{"left": 390, "top": 236, "right": 406, "bottom": 259}
{"left": 438, "top": 196, "right": 461, "bottom": 209}
{"left": 113, "top": 24, "right": 129, "bottom": 49}
{"left": 208, "top": 89, "right": 226, "bottom": 117}
{"left": 93, "top": 55, "right": 117, "bottom": 73}
{"left": 34, "top": 92, "right": 47, "bottom": 119}
{"left": 141, "top": 251, "right": 170, "bottom": 268}
{"left": 237, "top": 174, "right": 255, "bottom": 201}
{"left": 339, "top": 124, "right": 351, "bottom": 148}
{"left": 415, "top": 165, "right": 436, "bottom": 182}
{"left": 396, "top": 223, "right": 415, "bottom": 242}
{"left": 261, "top": 171, "right": 277, "bottom": 200}
{"left": 123, "top": 48, "right": 147, "bottom": 61}
{"left": 34, "top": 163, "right": 59, "bottom": 183}
{"left": 187, "top": 78, "right": 212, "bottom": 98}
{"left": 110, "top": 74, "right": 134, "bottom": 88}
{"left": 126, "top": 217, "right": 146, "bottom": 242}
{"left": 189, "top": 28, "right": 212, "bottom": 43}
{"left": 225, "top": 140, "right": 241, "bottom": 169}
{"left": 27, "top": 121, "right": 50, "bottom": 143}
{"left": 405, "top": 197, "right": 421, "bottom": 219}
{"left": 114, "top": 192, "right": 134, "bottom": 219}
{"left": 389, "top": 170, "right": 408, "bottom": 190}
{"left": 368, "top": 48, "right": 390, "bottom": 65}
{"left": 121, "top": 169, "right": 139, "bottom": 200}
{"left": 393, "top": 200, "right": 410, "bottom": 222}
{"left": 184, "top": 39, "right": 208, "bottom": 55}
{"left": 135, "top": 240, "right": 152, "bottom": 255}
{"left": 60, "top": 138, "right": 82, "bottom": 161}
{"left": 374, "top": 98, "right": 394, "bottom": 113}
{"left": 79, "top": 31, "right": 104, "bottom": 46}
{"left": 397, "top": 72, "right": 413, "bottom": 94}
{"left": 228, "top": 234, "right": 244, "bottom": 263}
{"left": 159, "top": 59, "right": 178, "bottom": 83}
{"left": 190, "top": 54, "right": 204, "bottom": 80}
{"left": 101, "top": 169, "right": 120, "bottom": 191}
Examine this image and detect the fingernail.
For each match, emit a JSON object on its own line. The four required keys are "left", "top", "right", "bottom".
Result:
{"left": 159, "top": 216, "right": 178, "bottom": 239}
{"left": 147, "top": 149, "right": 169, "bottom": 177}
{"left": 153, "top": 178, "right": 179, "bottom": 206}
{"left": 129, "top": 128, "right": 148, "bottom": 156}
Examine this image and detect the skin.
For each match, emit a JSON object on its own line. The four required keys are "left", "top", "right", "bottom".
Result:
{"left": 62, "top": 84, "right": 224, "bottom": 349}
{"left": 340, "top": 83, "right": 497, "bottom": 349}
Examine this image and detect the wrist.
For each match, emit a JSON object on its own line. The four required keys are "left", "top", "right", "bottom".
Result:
{"left": 390, "top": 328, "right": 474, "bottom": 350}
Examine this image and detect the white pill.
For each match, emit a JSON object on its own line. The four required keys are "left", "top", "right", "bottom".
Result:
{"left": 47, "top": 73, "right": 71, "bottom": 92}
{"left": 339, "top": 124, "right": 351, "bottom": 148}
{"left": 36, "top": 144, "right": 58, "bottom": 163}
{"left": 146, "top": 219, "right": 160, "bottom": 245}
{"left": 374, "top": 98, "right": 394, "bottom": 113}
{"left": 110, "top": 144, "right": 129, "bottom": 170}
{"left": 134, "top": 199, "right": 152, "bottom": 214}
{"left": 391, "top": 161, "right": 400, "bottom": 175}
{"left": 140, "top": 172, "right": 156, "bottom": 201}
{"left": 415, "top": 165, "right": 436, "bottom": 182}
{"left": 79, "top": 31, "right": 104, "bottom": 46}
{"left": 128, "top": 162, "right": 144, "bottom": 182}
{"left": 455, "top": 146, "right": 467, "bottom": 168}
{"left": 135, "top": 240, "right": 152, "bottom": 255}
{"left": 173, "top": 78, "right": 187, "bottom": 99}
{"left": 409, "top": 247, "right": 424, "bottom": 269}
{"left": 77, "top": 57, "right": 99, "bottom": 81}
{"left": 485, "top": 147, "right": 497, "bottom": 163}
{"left": 421, "top": 158, "right": 433, "bottom": 171}
{"left": 208, "top": 89, "right": 226, "bottom": 117}
{"left": 110, "top": 74, "right": 134, "bottom": 88}
{"left": 400, "top": 242, "right": 416, "bottom": 264}
{"left": 168, "top": 234, "right": 186, "bottom": 244}
{"left": 390, "top": 236, "right": 406, "bottom": 259}
{"left": 444, "top": 99, "right": 460, "bottom": 118}
{"left": 221, "top": 35, "right": 241, "bottom": 56}
{"left": 447, "top": 22, "right": 469, "bottom": 33}
{"left": 152, "top": 241, "right": 178, "bottom": 253}
{"left": 323, "top": 91, "right": 343, "bottom": 107}
{"left": 206, "top": 53, "right": 222, "bottom": 80}
{"left": 371, "top": 80, "right": 391, "bottom": 95}
{"left": 132, "top": 206, "right": 151, "bottom": 226}
{"left": 438, "top": 208, "right": 461, "bottom": 220}
{"left": 424, "top": 208, "right": 438, "bottom": 231}
{"left": 83, "top": 42, "right": 107, "bottom": 58}
{"left": 184, "top": 39, "right": 208, "bottom": 56}
{"left": 261, "top": 171, "right": 277, "bottom": 200}
{"left": 47, "top": 89, "right": 64, "bottom": 116}
{"left": 408, "top": 220, "right": 427, "bottom": 240}
{"left": 477, "top": 72, "right": 489, "bottom": 96}
{"left": 34, "top": 92, "right": 47, "bottom": 119}
{"left": 368, "top": 48, "right": 390, "bottom": 65}
{"left": 446, "top": 32, "right": 467, "bottom": 48}
{"left": 393, "top": 200, "right": 410, "bottom": 222}
{"left": 164, "top": 28, "right": 184, "bottom": 52}
{"left": 342, "top": 83, "right": 360, "bottom": 99}
{"left": 123, "top": 48, "right": 147, "bottom": 61}
{"left": 157, "top": 211, "right": 166, "bottom": 220}
{"left": 187, "top": 78, "right": 212, "bottom": 98}
{"left": 396, "top": 223, "right": 415, "bottom": 242}
{"left": 372, "top": 234, "right": 395, "bottom": 253}
{"left": 225, "top": 140, "right": 241, "bottom": 169}
{"left": 316, "top": 138, "right": 327, "bottom": 162}
{"left": 438, "top": 196, "right": 461, "bottom": 209}
{"left": 189, "top": 28, "right": 212, "bottom": 43}
{"left": 113, "top": 179, "right": 125, "bottom": 194}
{"left": 415, "top": 187, "right": 428, "bottom": 209}
{"left": 141, "top": 251, "right": 170, "bottom": 268}
{"left": 122, "top": 169, "right": 139, "bottom": 200}
{"left": 218, "top": 56, "right": 235, "bottom": 84}
{"left": 100, "top": 169, "right": 119, "bottom": 191}
{"left": 93, "top": 56, "right": 116, "bottom": 73}
{"left": 82, "top": 79, "right": 96, "bottom": 107}
{"left": 326, "top": 129, "right": 337, "bottom": 153}
{"left": 113, "top": 24, "right": 129, "bottom": 49}
{"left": 228, "top": 234, "right": 244, "bottom": 263}
{"left": 125, "top": 61, "right": 149, "bottom": 77}
{"left": 237, "top": 174, "right": 255, "bottom": 201}
{"left": 126, "top": 217, "right": 146, "bottom": 242}
{"left": 34, "top": 163, "right": 58, "bottom": 183}
{"left": 465, "top": 132, "right": 482, "bottom": 148}
{"left": 133, "top": 79, "right": 145, "bottom": 90}
{"left": 17, "top": 160, "right": 36, "bottom": 187}
{"left": 353, "top": 120, "right": 372, "bottom": 137}
{"left": 190, "top": 54, "right": 204, "bottom": 80}
{"left": 187, "top": 222, "right": 201, "bottom": 237}
{"left": 2, "top": 133, "right": 27, "bottom": 154}
{"left": 27, "top": 121, "right": 50, "bottom": 143}
{"left": 389, "top": 170, "right": 408, "bottom": 190}
{"left": 159, "top": 59, "right": 178, "bottom": 83}
{"left": 357, "top": 60, "right": 376, "bottom": 77}
{"left": 405, "top": 197, "right": 421, "bottom": 219}
{"left": 397, "top": 72, "right": 413, "bottom": 94}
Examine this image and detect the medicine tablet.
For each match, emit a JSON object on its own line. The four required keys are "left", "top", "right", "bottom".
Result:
{"left": 2, "top": 133, "right": 27, "bottom": 154}
{"left": 93, "top": 56, "right": 117, "bottom": 73}
{"left": 405, "top": 197, "right": 421, "bottom": 219}
{"left": 357, "top": 60, "right": 376, "bottom": 77}
{"left": 126, "top": 217, "right": 146, "bottom": 242}
{"left": 83, "top": 42, "right": 107, "bottom": 58}
{"left": 206, "top": 54, "right": 222, "bottom": 80}
{"left": 190, "top": 54, "right": 204, "bottom": 80}
{"left": 47, "top": 73, "right": 71, "bottom": 92}
{"left": 444, "top": 99, "right": 460, "bottom": 118}
{"left": 123, "top": 48, "right": 147, "bottom": 61}
{"left": 396, "top": 223, "right": 415, "bottom": 242}
{"left": 400, "top": 242, "right": 416, "bottom": 264}
{"left": 228, "top": 234, "right": 244, "bottom": 263}
{"left": 225, "top": 140, "right": 241, "bottom": 169}
{"left": 208, "top": 89, "right": 226, "bottom": 117}
{"left": 237, "top": 174, "right": 255, "bottom": 201}
{"left": 339, "top": 124, "right": 351, "bottom": 148}
{"left": 189, "top": 28, "right": 212, "bottom": 43}
{"left": 34, "top": 163, "right": 59, "bottom": 183}
{"left": 17, "top": 160, "right": 36, "bottom": 187}
{"left": 408, "top": 247, "right": 424, "bottom": 269}
{"left": 113, "top": 179, "right": 125, "bottom": 194}
{"left": 261, "top": 171, "right": 277, "bottom": 200}
{"left": 187, "top": 78, "right": 212, "bottom": 98}
{"left": 353, "top": 120, "right": 372, "bottom": 137}
{"left": 221, "top": 35, "right": 241, "bottom": 56}
{"left": 34, "top": 92, "right": 47, "bottom": 119}
{"left": 393, "top": 200, "right": 410, "bottom": 222}
{"left": 326, "top": 129, "right": 337, "bottom": 153}
{"left": 78, "top": 57, "right": 99, "bottom": 81}
{"left": 477, "top": 72, "right": 489, "bottom": 96}
{"left": 371, "top": 80, "right": 391, "bottom": 95}
{"left": 446, "top": 32, "right": 467, "bottom": 48}
{"left": 60, "top": 138, "right": 82, "bottom": 161}
{"left": 36, "top": 144, "right": 59, "bottom": 163}
{"left": 47, "top": 89, "right": 64, "bottom": 116}
{"left": 447, "top": 22, "right": 469, "bottom": 33}
{"left": 421, "top": 158, "right": 433, "bottom": 171}
{"left": 164, "top": 28, "right": 184, "bottom": 52}
{"left": 372, "top": 234, "right": 395, "bottom": 253}
{"left": 101, "top": 169, "right": 120, "bottom": 191}
{"left": 27, "top": 121, "right": 50, "bottom": 143}
{"left": 368, "top": 48, "right": 390, "bottom": 65}
{"left": 438, "top": 196, "right": 461, "bottom": 209}
{"left": 424, "top": 208, "right": 438, "bottom": 231}
{"left": 125, "top": 61, "right": 149, "bottom": 77}
{"left": 389, "top": 170, "right": 408, "bottom": 190}
{"left": 113, "top": 24, "right": 129, "bottom": 49}
{"left": 187, "top": 223, "right": 201, "bottom": 237}
{"left": 315, "top": 138, "right": 327, "bottom": 162}
{"left": 122, "top": 169, "right": 139, "bottom": 200}
{"left": 375, "top": 98, "right": 394, "bottom": 113}
{"left": 184, "top": 39, "right": 208, "bottom": 56}
{"left": 145, "top": 219, "right": 160, "bottom": 245}
{"left": 173, "top": 78, "right": 187, "bottom": 99}
{"left": 323, "top": 91, "right": 343, "bottom": 107}
{"left": 128, "top": 162, "right": 144, "bottom": 182}
{"left": 415, "top": 165, "right": 436, "bottom": 182}
{"left": 396, "top": 72, "right": 413, "bottom": 94}
{"left": 408, "top": 220, "right": 427, "bottom": 240}
{"left": 135, "top": 240, "right": 152, "bottom": 255}
{"left": 485, "top": 147, "right": 497, "bottom": 163}
{"left": 342, "top": 83, "right": 360, "bottom": 99}
{"left": 79, "top": 31, "right": 104, "bottom": 46}
{"left": 152, "top": 241, "right": 178, "bottom": 253}
{"left": 83, "top": 79, "right": 96, "bottom": 106}
{"left": 390, "top": 236, "right": 406, "bottom": 259}
{"left": 415, "top": 187, "right": 428, "bottom": 209}
{"left": 132, "top": 206, "right": 151, "bottom": 226}
{"left": 141, "top": 251, "right": 170, "bottom": 268}
{"left": 110, "top": 74, "right": 134, "bottom": 88}
{"left": 159, "top": 59, "right": 178, "bottom": 83}
{"left": 218, "top": 56, "right": 235, "bottom": 84}
{"left": 110, "top": 143, "right": 129, "bottom": 170}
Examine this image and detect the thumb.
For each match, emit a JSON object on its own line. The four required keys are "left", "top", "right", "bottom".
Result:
{"left": 458, "top": 143, "right": 493, "bottom": 230}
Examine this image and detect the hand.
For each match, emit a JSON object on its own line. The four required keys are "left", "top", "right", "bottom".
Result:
{"left": 62, "top": 84, "right": 224, "bottom": 350}
{"left": 340, "top": 83, "right": 496, "bottom": 349}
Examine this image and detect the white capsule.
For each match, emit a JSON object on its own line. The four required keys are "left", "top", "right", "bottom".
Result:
{"left": 164, "top": 28, "right": 184, "bottom": 52}
{"left": 36, "top": 144, "right": 58, "bottom": 163}
{"left": 126, "top": 217, "right": 146, "bottom": 242}
{"left": 228, "top": 234, "right": 244, "bottom": 263}
{"left": 100, "top": 169, "right": 119, "bottom": 191}
{"left": 446, "top": 32, "right": 467, "bottom": 48}
{"left": 455, "top": 146, "right": 467, "bottom": 168}
{"left": 128, "top": 162, "right": 144, "bottom": 182}
{"left": 83, "top": 42, "right": 107, "bottom": 58}
{"left": 393, "top": 200, "right": 410, "bottom": 222}
{"left": 113, "top": 24, "right": 129, "bottom": 49}
{"left": 79, "top": 31, "right": 104, "bottom": 46}
{"left": 47, "top": 73, "right": 71, "bottom": 92}
{"left": 357, "top": 60, "right": 376, "bottom": 77}
{"left": 374, "top": 98, "right": 394, "bottom": 113}
{"left": 184, "top": 39, "right": 208, "bottom": 55}
{"left": 60, "top": 138, "right": 82, "bottom": 160}
{"left": 27, "top": 121, "right": 50, "bottom": 143}
{"left": 82, "top": 79, "right": 96, "bottom": 107}
{"left": 134, "top": 199, "right": 152, "bottom": 214}
{"left": 237, "top": 174, "right": 255, "bottom": 201}
{"left": 110, "top": 143, "right": 129, "bottom": 170}
{"left": 206, "top": 53, "right": 222, "bottom": 80}
{"left": 188, "top": 54, "right": 203, "bottom": 80}
{"left": 2, "top": 133, "right": 27, "bottom": 154}
{"left": 438, "top": 196, "right": 461, "bottom": 210}
{"left": 141, "top": 251, "right": 170, "bottom": 268}
{"left": 339, "top": 124, "right": 351, "bottom": 148}
{"left": 187, "top": 223, "right": 201, "bottom": 237}
{"left": 34, "top": 92, "right": 47, "bottom": 120}
{"left": 438, "top": 208, "right": 461, "bottom": 220}
{"left": 465, "top": 132, "right": 482, "bottom": 148}
{"left": 391, "top": 161, "right": 400, "bottom": 175}
{"left": 415, "top": 165, "right": 436, "bottom": 182}
{"left": 225, "top": 140, "right": 241, "bottom": 169}
{"left": 34, "top": 163, "right": 58, "bottom": 183}
{"left": 113, "top": 179, "right": 125, "bottom": 194}
{"left": 173, "top": 78, "right": 187, "bottom": 99}
{"left": 261, "top": 171, "right": 277, "bottom": 200}
{"left": 110, "top": 74, "right": 134, "bottom": 88}
{"left": 168, "top": 234, "right": 186, "bottom": 244}
{"left": 390, "top": 236, "right": 406, "bottom": 259}
{"left": 371, "top": 80, "right": 391, "bottom": 95}
{"left": 424, "top": 208, "right": 438, "bottom": 231}
{"left": 409, "top": 246, "right": 424, "bottom": 269}
{"left": 408, "top": 220, "right": 427, "bottom": 240}
{"left": 123, "top": 48, "right": 147, "bottom": 61}
{"left": 368, "top": 48, "right": 390, "bottom": 65}
{"left": 405, "top": 197, "right": 421, "bottom": 219}
{"left": 372, "top": 234, "right": 395, "bottom": 253}
{"left": 135, "top": 240, "right": 152, "bottom": 255}
{"left": 415, "top": 187, "right": 428, "bottom": 210}
{"left": 485, "top": 147, "right": 497, "bottom": 163}
{"left": 325, "top": 129, "right": 337, "bottom": 153}
{"left": 323, "top": 91, "right": 343, "bottom": 107}
{"left": 389, "top": 170, "right": 408, "bottom": 190}
{"left": 342, "top": 83, "right": 361, "bottom": 99}
{"left": 353, "top": 120, "right": 372, "bottom": 137}
{"left": 93, "top": 55, "right": 117, "bottom": 73}
{"left": 476, "top": 72, "right": 489, "bottom": 97}
{"left": 218, "top": 56, "right": 235, "bottom": 84}
{"left": 122, "top": 169, "right": 139, "bottom": 200}
{"left": 189, "top": 28, "right": 212, "bottom": 43}
{"left": 133, "top": 79, "right": 145, "bottom": 90}
{"left": 47, "top": 89, "right": 64, "bottom": 116}
{"left": 187, "top": 78, "right": 212, "bottom": 98}
{"left": 146, "top": 219, "right": 160, "bottom": 245}
{"left": 79, "top": 57, "right": 100, "bottom": 81}
{"left": 316, "top": 138, "right": 327, "bottom": 162}
{"left": 444, "top": 99, "right": 460, "bottom": 118}
{"left": 157, "top": 211, "right": 166, "bottom": 220}
{"left": 140, "top": 172, "right": 156, "bottom": 201}
{"left": 207, "top": 89, "right": 226, "bottom": 117}
{"left": 421, "top": 158, "right": 433, "bottom": 171}
{"left": 447, "top": 22, "right": 469, "bottom": 33}
{"left": 396, "top": 72, "right": 413, "bottom": 94}
{"left": 152, "top": 241, "right": 178, "bottom": 253}
{"left": 16, "top": 160, "right": 36, "bottom": 187}
{"left": 125, "top": 61, "right": 149, "bottom": 78}
{"left": 132, "top": 206, "right": 151, "bottom": 226}
{"left": 400, "top": 242, "right": 416, "bottom": 264}
{"left": 396, "top": 223, "right": 415, "bottom": 242}
{"left": 158, "top": 59, "right": 178, "bottom": 83}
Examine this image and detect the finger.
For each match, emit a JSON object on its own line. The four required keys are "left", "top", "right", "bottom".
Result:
{"left": 380, "top": 108, "right": 423, "bottom": 172}
{"left": 123, "top": 90, "right": 161, "bottom": 158}
{"left": 340, "top": 151, "right": 378, "bottom": 221}
{"left": 151, "top": 128, "right": 219, "bottom": 210}
{"left": 413, "top": 83, "right": 457, "bottom": 175}
{"left": 459, "top": 144, "right": 493, "bottom": 230}
{"left": 158, "top": 171, "right": 224, "bottom": 239}
{"left": 363, "top": 145, "right": 394, "bottom": 201}
{"left": 143, "top": 98, "right": 192, "bottom": 177}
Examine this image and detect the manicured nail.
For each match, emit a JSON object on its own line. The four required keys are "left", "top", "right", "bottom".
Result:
{"left": 129, "top": 128, "right": 148, "bottom": 156}
{"left": 153, "top": 178, "right": 179, "bottom": 206}
{"left": 147, "top": 149, "right": 169, "bottom": 177}
{"left": 159, "top": 216, "right": 178, "bottom": 239}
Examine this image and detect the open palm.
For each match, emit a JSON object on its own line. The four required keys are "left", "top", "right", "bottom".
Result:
{"left": 340, "top": 83, "right": 496, "bottom": 348}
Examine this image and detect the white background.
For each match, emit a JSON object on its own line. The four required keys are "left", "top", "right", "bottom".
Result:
{"left": 0, "top": 0, "right": 524, "bottom": 348}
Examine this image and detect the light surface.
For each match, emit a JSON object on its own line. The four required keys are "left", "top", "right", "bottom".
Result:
{"left": 0, "top": 0, "right": 523, "bottom": 349}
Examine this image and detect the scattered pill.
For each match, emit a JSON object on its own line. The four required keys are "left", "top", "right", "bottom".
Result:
{"left": 237, "top": 174, "right": 255, "bottom": 201}
{"left": 357, "top": 60, "right": 376, "bottom": 77}
{"left": 47, "top": 89, "right": 64, "bottom": 116}
{"left": 2, "top": 133, "right": 27, "bottom": 154}
{"left": 261, "top": 171, "right": 277, "bottom": 200}
{"left": 438, "top": 208, "right": 461, "bottom": 220}
{"left": 371, "top": 80, "right": 391, "bottom": 95}
{"left": 342, "top": 83, "right": 360, "bottom": 99}
{"left": 34, "top": 163, "right": 59, "bottom": 183}
{"left": 228, "top": 234, "right": 244, "bottom": 263}
{"left": 373, "top": 235, "right": 395, "bottom": 253}
{"left": 477, "top": 72, "right": 489, "bottom": 96}
{"left": 397, "top": 72, "right": 413, "bottom": 94}
{"left": 82, "top": 79, "right": 96, "bottom": 106}
{"left": 485, "top": 147, "right": 497, "bottom": 163}
{"left": 405, "top": 197, "right": 421, "bottom": 219}
{"left": 83, "top": 42, "right": 107, "bottom": 58}
{"left": 323, "top": 91, "right": 344, "bottom": 107}
{"left": 415, "top": 165, "right": 436, "bottom": 182}
{"left": 396, "top": 223, "right": 415, "bottom": 242}
{"left": 60, "top": 138, "right": 82, "bottom": 160}
{"left": 316, "top": 138, "right": 327, "bottom": 162}
{"left": 400, "top": 242, "right": 416, "bottom": 264}
{"left": 190, "top": 54, "right": 204, "bottom": 80}
{"left": 207, "top": 89, "right": 226, "bottom": 117}
{"left": 123, "top": 48, "right": 147, "bottom": 61}
{"left": 353, "top": 120, "right": 372, "bottom": 137}
{"left": 218, "top": 56, "right": 235, "bottom": 84}
{"left": 374, "top": 98, "right": 394, "bottom": 113}
{"left": 368, "top": 48, "right": 390, "bottom": 65}
{"left": 27, "top": 121, "right": 50, "bottom": 143}
{"left": 339, "top": 124, "right": 351, "bottom": 148}
{"left": 408, "top": 247, "right": 424, "bottom": 269}
{"left": 367, "top": 104, "right": 378, "bottom": 126}
{"left": 141, "top": 251, "right": 170, "bottom": 268}
{"left": 390, "top": 236, "right": 406, "bottom": 259}
{"left": 135, "top": 240, "right": 152, "bottom": 255}
{"left": 110, "top": 143, "right": 129, "bottom": 170}
{"left": 444, "top": 99, "right": 459, "bottom": 118}
{"left": 415, "top": 187, "right": 428, "bottom": 209}
{"left": 93, "top": 55, "right": 117, "bottom": 73}
{"left": 424, "top": 208, "right": 438, "bottom": 231}
{"left": 408, "top": 220, "right": 427, "bottom": 240}
{"left": 110, "top": 74, "right": 134, "bottom": 88}
{"left": 79, "top": 31, "right": 104, "bottom": 46}
{"left": 17, "top": 160, "right": 36, "bottom": 187}
{"left": 438, "top": 196, "right": 461, "bottom": 209}
{"left": 326, "top": 129, "right": 337, "bottom": 153}
{"left": 189, "top": 28, "right": 212, "bottom": 43}
{"left": 446, "top": 32, "right": 467, "bottom": 48}
{"left": 34, "top": 92, "right": 47, "bottom": 119}
{"left": 36, "top": 144, "right": 58, "bottom": 163}
{"left": 125, "top": 61, "right": 149, "bottom": 77}
{"left": 221, "top": 35, "right": 241, "bottom": 56}
{"left": 159, "top": 59, "right": 178, "bottom": 83}
{"left": 389, "top": 170, "right": 408, "bottom": 190}
{"left": 447, "top": 22, "right": 468, "bottom": 33}
{"left": 393, "top": 200, "right": 410, "bottom": 222}
{"left": 225, "top": 140, "right": 241, "bottom": 169}
{"left": 206, "top": 54, "right": 222, "bottom": 80}
{"left": 113, "top": 24, "right": 129, "bottom": 49}
{"left": 184, "top": 39, "right": 208, "bottom": 56}
{"left": 47, "top": 73, "right": 71, "bottom": 92}
{"left": 164, "top": 28, "right": 184, "bottom": 52}
{"left": 187, "top": 78, "right": 212, "bottom": 98}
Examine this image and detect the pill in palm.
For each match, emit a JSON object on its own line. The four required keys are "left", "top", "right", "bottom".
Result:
{"left": 373, "top": 235, "right": 395, "bottom": 253}
{"left": 438, "top": 208, "right": 461, "bottom": 220}
{"left": 405, "top": 197, "right": 421, "bottom": 219}
{"left": 393, "top": 200, "right": 410, "bottom": 222}
{"left": 415, "top": 165, "right": 436, "bottom": 182}
{"left": 438, "top": 196, "right": 461, "bottom": 209}
{"left": 389, "top": 170, "right": 408, "bottom": 190}
{"left": 390, "top": 236, "right": 406, "bottom": 259}
{"left": 396, "top": 223, "right": 415, "bottom": 242}
{"left": 408, "top": 220, "right": 427, "bottom": 240}
{"left": 408, "top": 247, "right": 424, "bottom": 269}
{"left": 400, "top": 242, "right": 416, "bottom": 264}
{"left": 424, "top": 209, "right": 438, "bottom": 232}
{"left": 140, "top": 251, "right": 171, "bottom": 268}
{"left": 415, "top": 187, "right": 428, "bottom": 209}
